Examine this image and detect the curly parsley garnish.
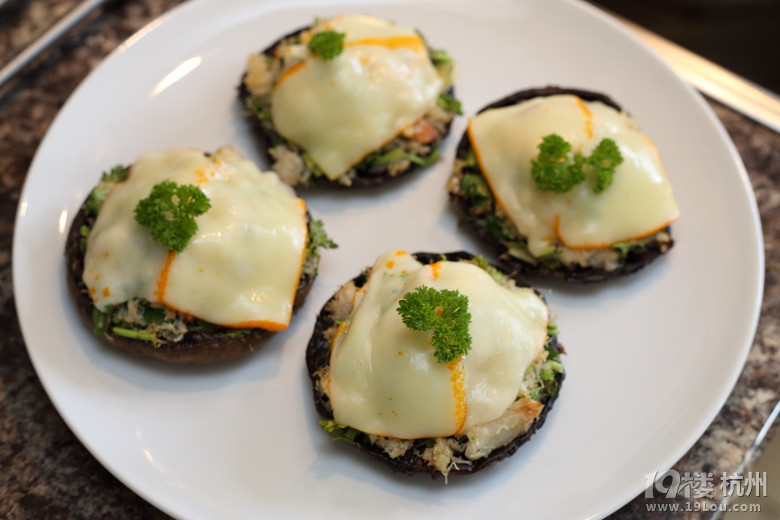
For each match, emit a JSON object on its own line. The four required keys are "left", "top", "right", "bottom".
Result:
{"left": 308, "top": 30, "right": 346, "bottom": 60}
{"left": 397, "top": 286, "right": 472, "bottom": 364}
{"left": 134, "top": 180, "right": 211, "bottom": 252}
{"left": 531, "top": 134, "right": 623, "bottom": 194}
{"left": 588, "top": 137, "right": 623, "bottom": 193}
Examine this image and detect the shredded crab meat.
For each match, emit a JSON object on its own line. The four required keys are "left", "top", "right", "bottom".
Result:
{"left": 244, "top": 54, "right": 278, "bottom": 98}
{"left": 368, "top": 435, "right": 412, "bottom": 459}
{"left": 269, "top": 146, "right": 306, "bottom": 185}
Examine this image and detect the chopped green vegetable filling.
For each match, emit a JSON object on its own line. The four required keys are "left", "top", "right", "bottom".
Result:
{"left": 437, "top": 92, "right": 462, "bottom": 115}
{"left": 84, "top": 165, "right": 129, "bottom": 216}
{"left": 612, "top": 240, "right": 642, "bottom": 257}
{"left": 546, "top": 322, "right": 560, "bottom": 337}
{"left": 472, "top": 255, "right": 507, "bottom": 284}
{"left": 303, "top": 219, "right": 337, "bottom": 277}
{"left": 484, "top": 214, "right": 513, "bottom": 240}
{"left": 461, "top": 173, "right": 492, "bottom": 206}
{"left": 112, "top": 327, "right": 156, "bottom": 342}
{"left": 319, "top": 419, "right": 361, "bottom": 442}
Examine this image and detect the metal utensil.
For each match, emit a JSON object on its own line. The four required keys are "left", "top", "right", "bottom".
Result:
{"left": 0, "top": 0, "right": 108, "bottom": 90}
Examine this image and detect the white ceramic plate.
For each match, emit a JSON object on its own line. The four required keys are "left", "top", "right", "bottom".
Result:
{"left": 13, "top": 0, "right": 764, "bottom": 518}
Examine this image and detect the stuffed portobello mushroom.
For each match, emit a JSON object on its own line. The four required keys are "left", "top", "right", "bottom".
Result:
{"left": 239, "top": 14, "right": 460, "bottom": 188}
{"left": 65, "top": 146, "right": 336, "bottom": 364}
{"left": 306, "top": 250, "right": 564, "bottom": 480}
{"left": 448, "top": 86, "right": 680, "bottom": 283}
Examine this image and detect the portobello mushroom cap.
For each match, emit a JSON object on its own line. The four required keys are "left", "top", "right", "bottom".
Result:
{"left": 305, "top": 251, "right": 565, "bottom": 477}
{"left": 65, "top": 180, "right": 320, "bottom": 365}
{"left": 448, "top": 86, "right": 674, "bottom": 283}
{"left": 238, "top": 22, "right": 458, "bottom": 188}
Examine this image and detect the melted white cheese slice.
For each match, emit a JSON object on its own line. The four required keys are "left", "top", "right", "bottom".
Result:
{"left": 271, "top": 14, "right": 444, "bottom": 180}
{"left": 83, "top": 146, "right": 308, "bottom": 329}
{"left": 468, "top": 94, "right": 680, "bottom": 256}
{"left": 328, "top": 251, "right": 549, "bottom": 439}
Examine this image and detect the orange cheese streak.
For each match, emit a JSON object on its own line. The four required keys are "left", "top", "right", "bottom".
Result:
{"left": 575, "top": 97, "right": 594, "bottom": 139}
{"left": 448, "top": 357, "right": 467, "bottom": 434}
{"left": 275, "top": 61, "right": 307, "bottom": 88}
{"left": 346, "top": 35, "right": 426, "bottom": 53}
{"left": 468, "top": 120, "right": 511, "bottom": 220}
{"left": 218, "top": 198, "right": 308, "bottom": 330}
{"left": 554, "top": 213, "right": 676, "bottom": 250}
{"left": 155, "top": 199, "right": 308, "bottom": 331}
{"left": 275, "top": 35, "right": 425, "bottom": 90}
{"left": 154, "top": 251, "right": 176, "bottom": 302}
{"left": 430, "top": 261, "right": 442, "bottom": 280}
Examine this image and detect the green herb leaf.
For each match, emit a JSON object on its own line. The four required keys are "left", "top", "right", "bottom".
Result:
{"left": 484, "top": 213, "right": 513, "bottom": 240}
{"left": 437, "top": 92, "right": 462, "bottom": 115}
{"left": 396, "top": 286, "right": 472, "bottom": 364}
{"left": 405, "top": 148, "right": 440, "bottom": 167}
{"left": 546, "top": 321, "right": 559, "bottom": 337}
{"left": 530, "top": 134, "right": 623, "bottom": 194}
{"left": 302, "top": 152, "right": 328, "bottom": 179}
{"left": 112, "top": 327, "right": 156, "bottom": 342}
{"left": 588, "top": 137, "right": 623, "bottom": 193}
{"left": 544, "top": 339, "right": 560, "bottom": 362}
{"left": 102, "top": 165, "right": 129, "bottom": 183}
{"left": 473, "top": 255, "right": 506, "bottom": 284}
{"left": 461, "top": 173, "right": 492, "bottom": 206}
{"left": 134, "top": 180, "right": 211, "bottom": 252}
{"left": 612, "top": 240, "right": 640, "bottom": 258}
{"left": 429, "top": 49, "right": 452, "bottom": 66}
{"left": 84, "top": 166, "right": 129, "bottom": 216}
{"left": 85, "top": 185, "right": 110, "bottom": 215}
{"left": 319, "top": 419, "right": 361, "bottom": 442}
{"left": 308, "top": 30, "right": 346, "bottom": 60}
{"left": 141, "top": 304, "right": 166, "bottom": 325}
{"left": 531, "top": 134, "right": 585, "bottom": 193}
{"left": 92, "top": 306, "right": 113, "bottom": 337}
{"left": 306, "top": 219, "right": 337, "bottom": 258}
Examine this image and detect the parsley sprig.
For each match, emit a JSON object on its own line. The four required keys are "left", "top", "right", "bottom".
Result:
{"left": 531, "top": 134, "right": 623, "bottom": 194}
{"left": 134, "top": 180, "right": 211, "bottom": 252}
{"left": 308, "top": 30, "right": 346, "bottom": 60}
{"left": 396, "top": 286, "right": 472, "bottom": 364}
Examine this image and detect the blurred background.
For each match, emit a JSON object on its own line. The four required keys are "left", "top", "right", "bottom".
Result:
{"left": 589, "top": 0, "right": 780, "bottom": 94}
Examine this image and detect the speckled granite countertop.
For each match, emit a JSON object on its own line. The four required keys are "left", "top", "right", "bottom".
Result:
{"left": 0, "top": 1, "right": 778, "bottom": 518}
